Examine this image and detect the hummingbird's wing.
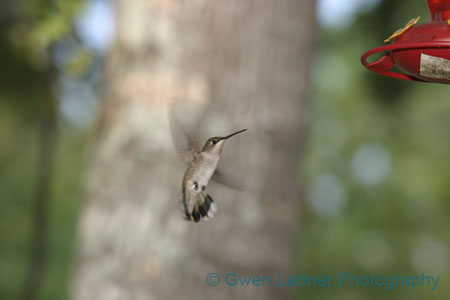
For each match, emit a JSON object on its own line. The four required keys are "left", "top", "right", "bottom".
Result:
{"left": 212, "top": 169, "right": 244, "bottom": 190}
{"left": 168, "top": 110, "right": 200, "bottom": 165}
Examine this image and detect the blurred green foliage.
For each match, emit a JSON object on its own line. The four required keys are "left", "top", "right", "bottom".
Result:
{"left": 300, "top": 1, "right": 450, "bottom": 299}
{"left": 0, "top": 1, "right": 89, "bottom": 299}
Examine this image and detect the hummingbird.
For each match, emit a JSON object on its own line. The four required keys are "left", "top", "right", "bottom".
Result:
{"left": 168, "top": 110, "right": 247, "bottom": 223}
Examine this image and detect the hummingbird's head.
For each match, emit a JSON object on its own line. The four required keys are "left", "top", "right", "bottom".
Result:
{"left": 202, "top": 129, "right": 247, "bottom": 154}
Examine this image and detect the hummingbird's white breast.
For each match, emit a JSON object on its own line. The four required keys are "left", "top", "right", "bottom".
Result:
{"left": 189, "top": 152, "right": 219, "bottom": 191}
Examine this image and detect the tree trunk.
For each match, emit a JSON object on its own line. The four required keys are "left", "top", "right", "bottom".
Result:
{"left": 70, "top": 0, "right": 315, "bottom": 299}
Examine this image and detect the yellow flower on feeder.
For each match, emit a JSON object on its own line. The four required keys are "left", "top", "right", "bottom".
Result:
{"left": 384, "top": 16, "right": 421, "bottom": 42}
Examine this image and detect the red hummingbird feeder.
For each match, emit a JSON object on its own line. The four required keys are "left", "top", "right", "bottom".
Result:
{"left": 361, "top": 0, "right": 450, "bottom": 84}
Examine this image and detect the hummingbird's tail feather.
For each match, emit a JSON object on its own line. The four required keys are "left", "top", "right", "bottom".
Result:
{"left": 183, "top": 193, "right": 217, "bottom": 223}
{"left": 191, "top": 206, "right": 201, "bottom": 222}
{"left": 199, "top": 194, "right": 217, "bottom": 219}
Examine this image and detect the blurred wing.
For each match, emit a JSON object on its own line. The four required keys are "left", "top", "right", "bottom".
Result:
{"left": 168, "top": 109, "right": 199, "bottom": 165}
{"left": 212, "top": 169, "right": 244, "bottom": 191}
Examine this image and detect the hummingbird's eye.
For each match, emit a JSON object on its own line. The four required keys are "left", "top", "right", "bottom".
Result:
{"left": 212, "top": 139, "right": 217, "bottom": 145}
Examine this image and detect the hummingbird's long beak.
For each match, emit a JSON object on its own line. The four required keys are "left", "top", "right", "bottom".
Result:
{"left": 222, "top": 129, "right": 247, "bottom": 140}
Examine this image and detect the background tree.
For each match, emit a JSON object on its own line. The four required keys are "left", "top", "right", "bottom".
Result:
{"left": 70, "top": 0, "right": 315, "bottom": 299}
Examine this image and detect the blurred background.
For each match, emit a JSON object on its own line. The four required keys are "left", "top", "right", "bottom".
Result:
{"left": 0, "top": 0, "right": 449, "bottom": 299}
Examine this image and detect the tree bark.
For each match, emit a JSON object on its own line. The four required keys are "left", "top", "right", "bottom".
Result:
{"left": 70, "top": 0, "right": 315, "bottom": 299}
